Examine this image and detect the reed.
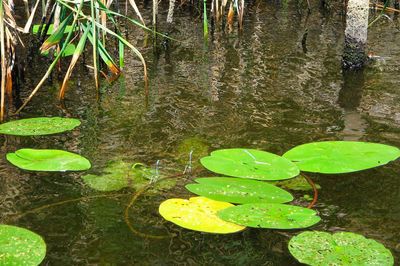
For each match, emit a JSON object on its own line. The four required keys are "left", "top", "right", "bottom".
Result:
{"left": 1, "top": 0, "right": 250, "bottom": 119}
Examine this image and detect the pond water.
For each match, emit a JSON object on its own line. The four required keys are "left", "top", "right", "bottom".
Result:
{"left": 1, "top": 0, "right": 400, "bottom": 264}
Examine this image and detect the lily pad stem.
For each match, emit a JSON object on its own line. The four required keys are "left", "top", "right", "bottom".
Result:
{"left": 124, "top": 172, "right": 185, "bottom": 239}
{"left": 301, "top": 172, "right": 318, "bottom": 209}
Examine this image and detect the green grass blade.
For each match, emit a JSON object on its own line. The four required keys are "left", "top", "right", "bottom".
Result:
{"left": 94, "top": 21, "right": 148, "bottom": 95}
{"left": 204, "top": 0, "right": 208, "bottom": 39}
{"left": 15, "top": 0, "right": 85, "bottom": 114}
{"left": 40, "top": 13, "right": 73, "bottom": 53}
{"left": 82, "top": 23, "right": 120, "bottom": 74}
{"left": 59, "top": 23, "right": 91, "bottom": 99}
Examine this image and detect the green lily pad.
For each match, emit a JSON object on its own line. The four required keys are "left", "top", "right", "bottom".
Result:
{"left": 217, "top": 203, "right": 320, "bottom": 229}
{"left": 159, "top": 196, "right": 246, "bottom": 234}
{"left": 82, "top": 160, "right": 176, "bottom": 192}
{"left": 283, "top": 141, "right": 400, "bottom": 174}
{"left": 289, "top": 231, "right": 394, "bottom": 265}
{"left": 0, "top": 225, "right": 46, "bottom": 265}
{"left": 200, "top": 149, "right": 300, "bottom": 180}
{"left": 186, "top": 177, "right": 293, "bottom": 204}
{"left": 7, "top": 149, "right": 91, "bottom": 171}
{"left": 0, "top": 117, "right": 81, "bottom": 135}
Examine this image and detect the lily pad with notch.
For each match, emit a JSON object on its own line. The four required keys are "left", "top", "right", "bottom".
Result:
{"left": 0, "top": 117, "right": 81, "bottom": 136}
{"left": 159, "top": 196, "right": 246, "bottom": 234}
{"left": 186, "top": 177, "right": 294, "bottom": 204}
{"left": 0, "top": 224, "right": 46, "bottom": 265}
{"left": 217, "top": 203, "right": 320, "bottom": 229}
{"left": 288, "top": 231, "right": 394, "bottom": 265}
{"left": 200, "top": 149, "right": 300, "bottom": 180}
{"left": 7, "top": 149, "right": 91, "bottom": 171}
{"left": 283, "top": 141, "right": 400, "bottom": 174}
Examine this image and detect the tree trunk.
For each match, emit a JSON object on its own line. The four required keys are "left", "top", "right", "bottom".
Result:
{"left": 342, "top": 0, "right": 369, "bottom": 69}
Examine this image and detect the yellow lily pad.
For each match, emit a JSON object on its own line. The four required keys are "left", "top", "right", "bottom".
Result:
{"left": 159, "top": 196, "right": 246, "bottom": 234}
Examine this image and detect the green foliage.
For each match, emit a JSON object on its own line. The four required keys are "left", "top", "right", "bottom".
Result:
{"left": 82, "top": 160, "right": 176, "bottom": 192}
{"left": 289, "top": 231, "right": 394, "bottom": 265}
{"left": 0, "top": 225, "right": 46, "bottom": 265}
{"left": 159, "top": 196, "right": 246, "bottom": 234}
{"left": 32, "top": 24, "right": 79, "bottom": 35}
{"left": 200, "top": 148, "right": 300, "bottom": 180}
{"left": 217, "top": 203, "right": 321, "bottom": 229}
{"left": 0, "top": 117, "right": 81, "bottom": 135}
{"left": 283, "top": 141, "right": 400, "bottom": 173}
{"left": 6, "top": 149, "right": 91, "bottom": 171}
{"left": 186, "top": 177, "right": 293, "bottom": 204}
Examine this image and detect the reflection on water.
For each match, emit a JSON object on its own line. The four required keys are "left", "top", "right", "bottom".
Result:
{"left": 339, "top": 69, "right": 367, "bottom": 141}
{"left": 1, "top": 0, "right": 400, "bottom": 264}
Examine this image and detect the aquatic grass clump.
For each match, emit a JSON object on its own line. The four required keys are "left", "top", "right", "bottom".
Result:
{"left": 0, "top": 0, "right": 151, "bottom": 119}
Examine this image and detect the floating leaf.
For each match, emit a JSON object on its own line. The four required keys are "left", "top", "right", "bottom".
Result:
{"left": 186, "top": 177, "right": 293, "bottom": 204}
{"left": 217, "top": 203, "right": 320, "bottom": 229}
{"left": 0, "top": 225, "right": 46, "bottom": 265}
{"left": 159, "top": 196, "right": 245, "bottom": 234}
{"left": 200, "top": 149, "right": 299, "bottom": 180}
{"left": 283, "top": 141, "right": 400, "bottom": 174}
{"left": 82, "top": 160, "right": 176, "bottom": 192}
{"left": 0, "top": 117, "right": 81, "bottom": 135}
{"left": 7, "top": 149, "right": 91, "bottom": 171}
{"left": 289, "top": 231, "right": 394, "bottom": 265}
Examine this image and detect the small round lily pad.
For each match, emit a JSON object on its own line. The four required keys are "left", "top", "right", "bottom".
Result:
{"left": 0, "top": 224, "right": 46, "bottom": 265}
{"left": 7, "top": 149, "right": 91, "bottom": 171}
{"left": 283, "top": 141, "right": 400, "bottom": 174}
{"left": 159, "top": 196, "right": 246, "bottom": 234}
{"left": 0, "top": 117, "right": 81, "bottom": 136}
{"left": 200, "top": 149, "right": 300, "bottom": 180}
{"left": 186, "top": 177, "right": 293, "bottom": 204}
{"left": 289, "top": 231, "right": 394, "bottom": 265}
{"left": 217, "top": 203, "right": 320, "bottom": 229}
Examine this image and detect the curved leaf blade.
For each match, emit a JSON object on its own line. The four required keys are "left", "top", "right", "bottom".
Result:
{"left": 7, "top": 149, "right": 91, "bottom": 171}
{"left": 283, "top": 141, "right": 400, "bottom": 174}
{"left": 289, "top": 231, "right": 394, "bottom": 265}
{"left": 0, "top": 225, "right": 46, "bottom": 265}
{"left": 217, "top": 203, "right": 320, "bottom": 229}
{"left": 0, "top": 117, "right": 81, "bottom": 135}
{"left": 200, "top": 149, "right": 299, "bottom": 180}
{"left": 186, "top": 177, "right": 293, "bottom": 204}
{"left": 159, "top": 196, "right": 246, "bottom": 234}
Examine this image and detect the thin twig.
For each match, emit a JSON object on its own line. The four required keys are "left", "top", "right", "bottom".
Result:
{"left": 124, "top": 172, "right": 185, "bottom": 239}
{"left": 7, "top": 193, "right": 130, "bottom": 222}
